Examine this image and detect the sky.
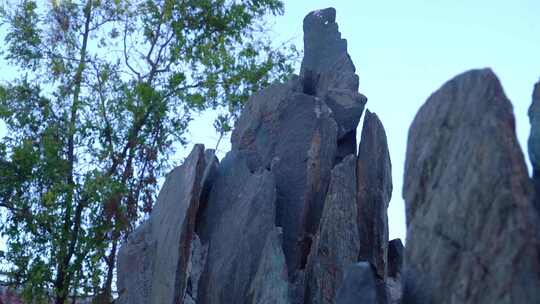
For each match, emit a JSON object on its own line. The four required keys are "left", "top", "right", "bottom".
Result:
{"left": 186, "top": 0, "right": 540, "bottom": 242}
{"left": 1, "top": 0, "right": 539, "bottom": 247}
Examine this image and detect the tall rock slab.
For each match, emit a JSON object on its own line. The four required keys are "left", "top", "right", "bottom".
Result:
{"left": 528, "top": 80, "right": 540, "bottom": 178}
{"left": 403, "top": 69, "right": 540, "bottom": 303}
{"left": 196, "top": 151, "right": 284, "bottom": 304}
{"left": 116, "top": 145, "right": 206, "bottom": 304}
{"left": 301, "top": 7, "right": 366, "bottom": 161}
{"left": 527, "top": 80, "right": 540, "bottom": 212}
{"left": 305, "top": 155, "right": 360, "bottom": 304}
{"left": 357, "top": 110, "right": 392, "bottom": 280}
{"left": 231, "top": 79, "right": 338, "bottom": 275}
{"left": 335, "top": 262, "right": 381, "bottom": 304}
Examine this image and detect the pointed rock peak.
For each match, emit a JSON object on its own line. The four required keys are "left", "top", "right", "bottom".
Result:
{"left": 357, "top": 109, "right": 392, "bottom": 280}
{"left": 301, "top": 7, "right": 352, "bottom": 77}
{"left": 404, "top": 68, "right": 540, "bottom": 303}
{"left": 534, "top": 79, "right": 540, "bottom": 100}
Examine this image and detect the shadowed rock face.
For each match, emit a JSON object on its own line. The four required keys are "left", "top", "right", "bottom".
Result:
{"left": 300, "top": 7, "right": 366, "bottom": 162}
{"left": 305, "top": 155, "right": 360, "bottom": 304}
{"left": 117, "top": 7, "right": 399, "bottom": 304}
{"left": 116, "top": 145, "right": 207, "bottom": 304}
{"left": 403, "top": 69, "right": 540, "bottom": 304}
{"left": 196, "top": 151, "right": 279, "bottom": 304}
{"left": 357, "top": 110, "right": 393, "bottom": 280}
{"left": 528, "top": 80, "right": 540, "bottom": 178}
{"left": 387, "top": 239, "right": 404, "bottom": 279}
{"left": 335, "top": 262, "right": 382, "bottom": 304}
{"left": 231, "top": 80, "right": 338, "bottom": 275}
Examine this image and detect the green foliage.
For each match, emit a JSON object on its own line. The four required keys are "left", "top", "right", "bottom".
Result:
{"left": 0, "top": 0, "right": 297, "bottom": 302}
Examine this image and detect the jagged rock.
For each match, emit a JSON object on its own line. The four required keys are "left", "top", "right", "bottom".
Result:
{"left": 528, "top": 80, "right": 540, "bottom": 177}
{"left": 300, "top": 8, "right": 366, "bottom": 161}
{"left": 387, "top": 239, "right": 403, "bottom": 279}
{"left": 387, "top": 239, "right": 404, "bottom": 304}
{"left": 183, "top": 234, "right": 208, "bottom": 304}
{"left": 357, "top": 110, "right": 392, "bottom": 280}
{"left": 196, "top": 151, "right": 279, "bottom": 304}
{"left": 305, "top": 154, "right": 360, "bottom": 304}
{"left": 301, "top": 7, "right": 358, "bottom": 94}
{"left": 403, "top": 69, "right": 540, "bottom": 303}
{"left": 116, "top": 221, "right": 154, "bottom": 304}
{"left": 527, "top": 80, "right": 540, "bottom": 212}
{"left": 386, "top": 277, "right": 402, "bottom": 304}
{"left": 335, "top": 262, "right": 381, "bottom": 304}
{"left": 116, "top": 145, "right": 206, "bottom": 304}
{"left": 116, "top": 7, "right": 393, "bottom": 304}
{"left": 247, "top": 227, "right": 289, "bottom": 304}
{"left": 231, "top": 79, "right": 338, "bottom": 274}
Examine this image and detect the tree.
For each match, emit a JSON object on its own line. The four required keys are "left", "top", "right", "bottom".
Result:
{"left": 0, "top": 0, "right": 297, "bottom": 302}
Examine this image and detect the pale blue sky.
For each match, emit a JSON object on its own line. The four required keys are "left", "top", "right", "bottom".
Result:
{"left": 188, "top": 0, "right": 540, "bottom": 242}
{"left": 1, "top": 1, "right": 539, "bottom": 245}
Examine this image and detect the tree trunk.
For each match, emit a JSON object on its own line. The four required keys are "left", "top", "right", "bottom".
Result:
{"left": 54, "top": 1, "right": 93, "bottom": 303}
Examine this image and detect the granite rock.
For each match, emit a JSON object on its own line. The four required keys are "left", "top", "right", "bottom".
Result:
{"left": 196, "top": 151, "right": 279, "bottom": 304}
{"left": 387, "top": 239, "right": 403, "bottom": 279}
{"left": 335, "top": 262, "right": 381, "bottom": 304}
{"left": 528, "top": 80, "right": 540, "bottom": 178}
{"left": 116, "top": 144, "right": 206, "bottom": 304}
{"left": 357, "top": 110, "right": 392, "bottom": 280}
{"left": 231, "top": 79, "right": 338, "bottom": 274}
{"left": 403, "top": 69, "right": 540, "bottom": 303}
{"left": 305, "top": 154, "right": 360, "bottom": 304}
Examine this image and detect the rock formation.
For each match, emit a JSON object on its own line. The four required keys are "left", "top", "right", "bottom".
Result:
{"left": 528, "top": 80, "right": 540, "bottom": 177}
{"left": 402, "top": 69, "right": 540, "bottom": 303}
{"left": 116, "top": 7, "right": 540, "bottom": 304}
{"left": 528, "top": 80, "right": 540, "bottom": 212}
{"left": 117, "top": 7, "right": 398, "bottom": 304}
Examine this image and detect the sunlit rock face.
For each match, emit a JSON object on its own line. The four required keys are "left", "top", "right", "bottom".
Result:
{"left": 403, "top": 69, "right": 540, "bottom": 304}
{"left": 117, "top": 7, "right": 397, "bottom": 304}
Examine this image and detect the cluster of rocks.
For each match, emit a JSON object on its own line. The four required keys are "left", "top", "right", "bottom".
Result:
{"left": 117, "top": 7, "right": 400, "bottom": 304}
{"left": 116, "top": 6, "right": 540, "bottom": 304}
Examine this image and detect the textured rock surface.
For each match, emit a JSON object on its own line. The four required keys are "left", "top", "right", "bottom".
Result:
{"left": 196, "top": 151, "right": 279, "bottom": 304}
{"left": 116, "top": 222, "right": 154, "bottom": 304}
{"left": 335, "top": 262, "right": 380, "bottom": 304}
{"left": 247, "top": 228, "right": 289, "bottom": 304}
{"left": 231, "top": 75, "right": 338, "bottom": 274}
{"left": 403, "top": 69, "right": 540, "bottom": 303}
{"left": 117, "top": 7, "right": 399, "bottom": 304}
{"left": 387, "top": 239, "right": 403, "bottom": 279}
{"left": 528, "top": 80, "right": 540, "bottom": 177}
{"left": 305, "top": 155, "right": 360, "bottom": 304}
{"left": 357, "top": 110, "right": 392, "bottom": 280}
{"left": 117, "top": 145, "right": 206, "bottom": 304}
{"left": 528, "top": 80, "right": 540, "bottom": 212}
{"left": 387, "top": 239, "right": 404, "bottom": 304}
{"left": 300, "top": 7, "right": 366, "bottom": 161}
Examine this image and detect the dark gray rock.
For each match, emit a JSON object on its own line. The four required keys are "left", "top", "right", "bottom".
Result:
{"left": 305, "top": 154, "right": 360, "bottom": 304}
{"left": 196, "top": 151, "right": 279, "bottom": 304}
{"left": 403, "top": 69, "right": 540, "bottom": 303}
{"left": 387, "top": 239, "right": 403, "bottom": 279}
{"left": 183, "top": 233, "right": 208, "bottom": 304}
{"left": 300, "top": 7, "right": 358, "bottom": 94}
{"left": 387, "top": 239, "right": 404, "bottom": 304}
{"left": 528, "top": 80, "right": 540, "bottom": 178}
{"left": 231, "top": 78, "right": 338, "bottom": 274}
{"left": 116, "top": 222, "right": 155, "bottom": 304}
{"left": 357, "top": 110, "right": 392, "bottom": 280}
{"left": 247, "top": 227, "right": 289, "bottom": 304}
{"left": 335, "top": 262, "right": 380, "bottom": 304}
{"left": 527, "top": 80, "right": 540, "bottom": 212}
{"left": 300, "top": 7, "right": 365, "bottom": 162}
{"left": 116, "top": 144, "right": 206, "bottom": 304}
